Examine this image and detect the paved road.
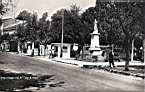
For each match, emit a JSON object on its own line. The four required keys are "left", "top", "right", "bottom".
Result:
{"left": 0, "top": 52, "right": 144, "bottom": 92}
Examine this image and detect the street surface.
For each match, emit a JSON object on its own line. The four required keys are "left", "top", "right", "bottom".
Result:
{"left": 0, "top": 52, "right": 144, "bottom": 92}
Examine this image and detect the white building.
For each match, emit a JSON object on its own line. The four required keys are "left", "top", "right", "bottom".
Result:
{"left": 51, "top": 43, "right": 73, "bottom": 59}
{"left": 0, "top": 17, "right": 24, "bottom": 52}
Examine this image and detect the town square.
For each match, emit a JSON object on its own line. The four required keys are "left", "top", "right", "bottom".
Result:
{"left": 0, "top": 0, "right": 144, "bottom": 92}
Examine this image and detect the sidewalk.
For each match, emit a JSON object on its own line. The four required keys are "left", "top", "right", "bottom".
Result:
{"left": 52, "top": 57, "right": 144, "bottom": 67}
{"left": 35, "top": 56, "right": 145, "bottom": 79}
{"left": 8, "top": 52, "right": 144, "bottom": 67}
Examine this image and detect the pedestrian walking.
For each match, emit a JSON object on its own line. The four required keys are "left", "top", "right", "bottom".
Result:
{"left": 109, "top": 51, "right": 115, "bottom": 68}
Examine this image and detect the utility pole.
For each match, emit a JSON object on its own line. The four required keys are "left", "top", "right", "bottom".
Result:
{"left": 61, "top": 9, "right": 64, "bottom": 58}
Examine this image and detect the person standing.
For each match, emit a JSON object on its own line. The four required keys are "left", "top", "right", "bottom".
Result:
{"left": 109, "top": 51, "right": 115, "bottom": 68}
{"left": 48, "top": 49, "right": 52, "bottom": 59}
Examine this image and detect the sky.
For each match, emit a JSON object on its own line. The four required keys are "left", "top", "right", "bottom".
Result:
{"left": 12, "top": 0, "right": 96, "bottom": 19}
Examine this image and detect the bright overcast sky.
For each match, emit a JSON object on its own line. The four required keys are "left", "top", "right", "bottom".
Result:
{"left": 13, "top": 0, "right": 96, "bottom": 19}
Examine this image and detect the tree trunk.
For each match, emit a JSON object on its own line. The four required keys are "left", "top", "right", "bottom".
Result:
{"left": 131, "top": 39, "right": 134, "bottom": 62}
{"left": 17, "top": 41, "right": 20, "bottom": 54}
{"left": 125, "top": 40, "right": 130, "bottom": 71}
{"left": 81, "top": 45, "right": 84, "bottom": 60}
{"left": 75, "top": 44, "right": 81, "bottom": 60}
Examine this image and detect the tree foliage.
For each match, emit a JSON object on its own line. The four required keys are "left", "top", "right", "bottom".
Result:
{"left": 50, "top": 5, "right": 84, "bottom": 43}
{"left": 16, "top": 10, "right": 35, "bottom": 42}
{"left": 16, "top": 10, "right": 50, "bottom": 45}
{"left": 16, "top": 10, "right": 32, "bottom": 21}
{"left": 0, "top": 0, "right": 10, "bottom": 16}
{"left": 94, "top": 1, "right": 145, "bottom": 70}
{"left": 0, "top": 0, "right": 10, "bottom": 26}
{"left": 50, "top": 5, "right": 92, "bottom": 45}
{"left": 81, "top": 7, "right": 96, "bottom": 44}
{"left": 38, "top": 12, "right": 50, "bottom": 44}
{"left": 0, "top": 0, "right": 11, "bottom": 43}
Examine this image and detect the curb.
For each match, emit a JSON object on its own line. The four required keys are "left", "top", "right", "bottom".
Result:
{"left": 52, "top": 59, "right": 144, "bottom": 79}
{"left": 52, "top": 59, "right": 78, "bottom": 66}
{"left": 82, "top": 65, "right": 145, "bottom": 79}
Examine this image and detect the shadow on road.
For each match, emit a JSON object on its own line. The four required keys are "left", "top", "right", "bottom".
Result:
{"left": 0, "top": 70, "right": 65, "bottom": 92}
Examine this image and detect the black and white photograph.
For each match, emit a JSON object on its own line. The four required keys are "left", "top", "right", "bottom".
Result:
{"left": 0, "top": 0, "right": 144, "bottom": 92}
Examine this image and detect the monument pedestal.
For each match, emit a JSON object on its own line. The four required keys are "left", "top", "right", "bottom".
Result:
{"left": 89, "top": 47, "right": 102, "bottom": 56}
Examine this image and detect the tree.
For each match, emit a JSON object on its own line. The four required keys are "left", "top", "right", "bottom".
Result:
{"left": 81, "top": 7, "right": 96, "bottom": 45}
{"left": 50, "top": 9, "right": 66, "bottom": 43}
{"left": 114, "top": 2, "right": 144, "bottom": 70}
{"left": 95, "top": 1, "right": 145, "bottom": 70}
{"left": 16, "top": 10, "right": 39, "bottom": 42}
{"left": 30, "top": 12, "right": 39, "bottom": 41}
{"left": 0, "top": 0, "right": 11, "bottom": 43}
{"left": 16, "top": 10, "right": 32, "bottom": 42}
{"left": 16, "top": 10, "right": 32, "bottom": 21}
{"left": 0, "top": 0, "right": 10, "bottom": 16}
{"left": 17, "top": 10, "right": 51, "bottom": 47}
{"left": 38, "top": 12, "right": 50, "bottom": 45}
{"left": 51, "top": 5, "right": 84, "bottom": 42}
{"left": 50, "top": 5, "right": 88, "bottom": 58}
